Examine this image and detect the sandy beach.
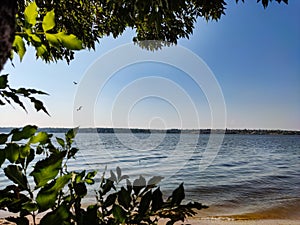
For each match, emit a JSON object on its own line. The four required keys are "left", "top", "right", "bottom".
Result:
{"left": 1, "top": 218, "right": 299, "bottom": 225}
{"left": 1, "top": 211, "right": 299, "bottom": 225}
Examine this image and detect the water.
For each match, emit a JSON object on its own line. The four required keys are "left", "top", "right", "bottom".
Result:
{"left": 1, "top": 133, "right": 300, "bottom": 219}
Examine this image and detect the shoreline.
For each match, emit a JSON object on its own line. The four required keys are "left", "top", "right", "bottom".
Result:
{"left": 1, "top": 208, "right": 299, "bottom": 225}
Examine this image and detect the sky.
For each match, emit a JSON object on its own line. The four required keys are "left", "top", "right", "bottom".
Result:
{"left": 1, "top": 1, "right": 300, "bottom": 130}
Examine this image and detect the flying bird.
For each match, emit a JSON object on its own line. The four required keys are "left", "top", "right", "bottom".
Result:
{"left": 76, "top": 106, "right": 82, "bottom": 111}
{"left": 73, "top": 81, "right": 78, "bottom": 85}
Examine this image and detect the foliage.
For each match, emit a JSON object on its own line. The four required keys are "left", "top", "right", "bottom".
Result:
{"left": 13, "top": 1, "right": 83, "bottom": 64}
{"left": 0, "top": 74, "right": 49, "bottom": 115}
{"left": 0, "top": 127, "right": 207, "bottom": 225}
{"left": 11, "top": 0, "right": 289, "bottom": 64}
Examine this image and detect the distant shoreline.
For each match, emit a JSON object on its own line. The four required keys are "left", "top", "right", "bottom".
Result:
{"left": 0, "top": 127, "right": 299, "bottom": 135}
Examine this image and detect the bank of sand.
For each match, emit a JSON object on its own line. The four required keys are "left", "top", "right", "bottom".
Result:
{"left": 1, "top": 218, "right": 299, "bottom": 225}
{"left": 1, "top": 205, "right": 299, "bottom": 225}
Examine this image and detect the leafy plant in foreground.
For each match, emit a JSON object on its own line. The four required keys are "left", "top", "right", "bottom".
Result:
{"left": 0, "top": 126, "right": 207, "bottom": 225}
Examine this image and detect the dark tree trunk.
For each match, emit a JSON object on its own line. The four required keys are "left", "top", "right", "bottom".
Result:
{"left": 0, "top": 0, "right": 17, "bottom": 72}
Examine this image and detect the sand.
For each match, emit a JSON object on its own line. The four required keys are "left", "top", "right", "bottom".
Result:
{"left": 1, "top": 209, "right": 299, "bottom": 225}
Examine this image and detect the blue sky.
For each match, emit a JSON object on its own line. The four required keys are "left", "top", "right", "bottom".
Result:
{"left": 1, "top": 1, "right": 300, "bottom": 130}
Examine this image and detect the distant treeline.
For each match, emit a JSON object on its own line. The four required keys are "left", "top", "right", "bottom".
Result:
{"left": 0, "top": 127, "right": 299, "bottom": 135}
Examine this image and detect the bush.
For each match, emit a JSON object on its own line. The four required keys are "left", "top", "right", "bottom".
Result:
{"left": 0, "top": 126, "right": 207, "bottom": 225}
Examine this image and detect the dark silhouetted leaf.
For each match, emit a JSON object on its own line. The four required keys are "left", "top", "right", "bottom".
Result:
{"left": 11, "top": 125, "right": 37, "bottom": 142}
{"left": 101, "top": 179, "right": 115, "bottom": 196}
{"left": 74, "top": 182, "right": 87, "bottom": 197}
{"left": 0, "top": 133, "right": 9, "bottom": 144}
{"left": 118, "top": 187, "right": 131, "bottom": 209}
{"left": 138, "top": 190, "right": 152, "bottom": 216}
{"left": 25, "top": 148, "right": 35, "bottom": 169}
{"left": 147, "top": 176, "right": 164, "bottom": 188}
{"left": 133, "top": 175, "right": 146, "bottom": 195}
{"left": 110, "top": 170, "right": 117, "bottom": 182}
{"left": 56, "top": 137, "right": 65, "bottom": 148}
{"left": 170, "top": 183, "right": 185, "bottom": 206}
{"left": 67, "top": 147, "right": 78, "bottom": 159}
{"left": 116, "top": 166, "right": 121, "bottom": 180}
{"left": 0, "top": 74, "right": 8, "bottom": 89}
{"left": 152, "top": 188, "right": 164, "bottom": 211}
{"left": 40, "top": 204, "right": 70, "bottom": 225}
{"left": 0, "top": 149, "right": 5, "bottom": 167}
{"left": 4, "top": 165, "right": 28, "bottom": 190}
{"left": 5, "top": 143, "right": 20, "bottom": 163}
{"left": 29, "top": 97, "right": 50, "bottom": 116}
{"left": 6, "top": 216, "right": 29, "bottom": 225}
{"left": 104, "top": 193, "right": 117, "bottom": 207}
{"left": 22, "top": 202, "right": 38, "bottom": 212}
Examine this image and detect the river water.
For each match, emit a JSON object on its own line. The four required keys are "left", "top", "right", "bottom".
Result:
{"left": 1, "top": 132, "right": 300, "bottom": 219}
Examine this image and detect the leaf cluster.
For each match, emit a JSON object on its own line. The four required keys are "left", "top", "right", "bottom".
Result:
{"left": 12, "top": 0, "right": 288, "bottom": 62}
{"left": 0, "top": 127, "right": 207, "bottom": 225}
{"left": 13, "top": 1, "right": 83, "bottom": 63}
{"left": 0, "top": 74, "right": 49, "bottom": 115}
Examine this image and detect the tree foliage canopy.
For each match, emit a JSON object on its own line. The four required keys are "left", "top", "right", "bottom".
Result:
{"left": 10, "top": 0, "right": 288, "bottom": 64}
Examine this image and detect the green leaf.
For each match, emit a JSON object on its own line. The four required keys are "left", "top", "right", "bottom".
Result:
{"left": 11, "top": 125, "right": 37, "bottom": 142}
{"left": 85, "top": 171, "right": 97, "bottom": 184}
{"left": 42, "top": 10, "right": 55, "bottom": 32}
{"left": 22, "top": 202, "right": 38, "bottom": 212}
{"left": 45, "top": 33, "right": 60, "bottom": 48}
{"left": 5, "top": 143, "right": 20, "bottom": 163}
{"left": 40, "top": 204, "right": 70, "bottom": 225}
{"left": 0, "top": 74, "right": 8, "bottom": 89}
{"left": 29, "top": 132, "right": 50, "bottom": 144}
{"left": 19, "top": 144, "right": 31, "bottom": 158}
{"left": 4, "top": 165, "right": 28, "bottom": 190}
{"left": 112, "top": 205, "right": 126, "bottom": 223}
{"left": 12, "top": 36, "right": 26, "bottom": 61}
{"left": 28, "top": 33, "right": 41, "bottom": 43}
{"left": 56, "top": 137, "right": 65, "bottom": 148}
{"left": 36, "top": 44, "right": 47, "bottom": 58}
{"left": 30, "top": 151, "right": 65, "bottom": 188}
{"left": 24, "top": 1, "right": 38, "bottom": 25}
{"left": 118, "top": 187, "right": 131, "bottom": 209}
{"left": 57, "top": 32, "right": 83, "bottom": 50}
{"left": 66, "top": 127, "right": 78, "bottom": 140}
{"left": 36, "top": 174, "right": 72, "bottom": 211}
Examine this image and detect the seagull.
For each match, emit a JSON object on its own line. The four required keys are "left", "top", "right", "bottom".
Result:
{"left": 73, "top": 81, "right": 78, "bottom": 85}
{"left": 76, "top": 106, "right": 82, "bottom": 111}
